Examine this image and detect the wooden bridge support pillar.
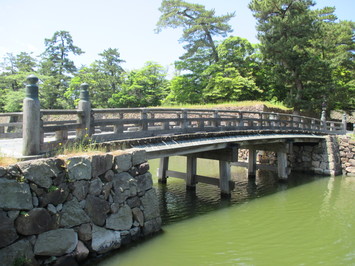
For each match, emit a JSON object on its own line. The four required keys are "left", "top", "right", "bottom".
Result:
{"left": 277, "top": 151, "right": 288, "bottom": 180}
{"left": 248, "top": 149, "right": 257, "bottom": 178}
{"left": 186, "top": 155, "right": 197, "bottom": 190}
{"left": 158, "top": 157, "right": 169, "bottom": 184}
{"left": 219, "top": 160, "right": 232, "bottom": 197}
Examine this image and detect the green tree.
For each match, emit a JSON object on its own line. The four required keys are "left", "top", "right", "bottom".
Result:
{"left": 39, "top": 30, "right": 84, "bottom": 109}
{"left": 202, "top": 37, "right": 262, "bottom": 102}
{"left": 109, "top": 62, "right": 168, "bottom": 107}
{"left": 249, "top": 0, "right": 354, "bottom": 114}
{"left": 0, "top": 52, "right": 37, "bottom": 112}
{"left": 67, "top": 48, "right": 125, "bottom": 108}
{"left": 156, "top": 0, "right": 234, "bottom": 63}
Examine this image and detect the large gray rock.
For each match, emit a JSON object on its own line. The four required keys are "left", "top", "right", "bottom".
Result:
{"left": 75, "top": 240, "right": 89, "bottom": 262}
{"left": 17, "top": 158, "right": 62, "bottom": 189}
{"left": 91, "top": 154, "right": 113, "bottom": 178}
{"left": 136, "top": 172, "right": 153, "bottom": 193}
{"left": 141, "top": 189, "right": 160, "bottom": 221}
{"left": 40, "top": 183, "right": 69, "bottom": 207}
{"left": 34, "top": 228, "right": 78, "bottom": 256}
{"left": 0, "top": 179, "right": 32, "bottom": 210}
{"left": 78, "top": 223, "right": 92, "bottom": 241}
{"left": 112, "top": 172, "right": 137, "bottom": 203}
{"left": 67, "top": 156, "right": 92, "bottom": 181}
{"left": 0, "top": 211, "right": 18, "bottom": 248}
{"left": 60, "top": 198, "right": 90, "bottom": 228}
{"left": 89, "top": 178, "right": 103, "bottom": 196}
{"left": 143, "top": 217, "right": 162, "bottom": 236}
{"left": 0, "top": 239, "right": 35, "bottom": 266}
{"left": 114, "top": 153, "right": 132, "bottom": 172}
{"left": 131, "top": 149, "right": 146, "bottom": 166}
{"left": 106, "top": 204, "right": 133, "bottom": 231}
{"left": 91, "top": 225, "right": 121, "bottom": 254}
{"left": 72, "top": 180, "right": 89, "bottom": 201}
{"left": 0, "top": 167, "right": 6, "bottom": 177}
{"left": 85, "top": 195, "right": 110, "bottom": 226}
{"left": 15, "top": 208, "right": 55, "bottom": 235}
{"left": 132, "top": 207, "right": 144, "bottom": 227}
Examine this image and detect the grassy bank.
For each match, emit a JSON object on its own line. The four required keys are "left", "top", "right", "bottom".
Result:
{"left": 160, "top": 100, "right": 292, "bottom": 111}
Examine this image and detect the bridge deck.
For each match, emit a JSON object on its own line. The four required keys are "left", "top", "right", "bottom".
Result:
{"left": 128, "top": 133, "right": 325, "bottom": 159}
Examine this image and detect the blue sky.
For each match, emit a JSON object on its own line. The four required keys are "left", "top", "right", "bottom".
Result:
{"left": 0, "top": 0, "right": 354, "bottom": 71}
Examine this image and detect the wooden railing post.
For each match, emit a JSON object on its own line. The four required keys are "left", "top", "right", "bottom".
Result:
{"left": 321, "top": 110, "right": 327, "bottom": 132}
{"left": 77, "top": 83, "right": 92, "bottom": 138}
{"left": 114, "top": 112, "right": 124, "bottom": 134}
{"left": 213, "top": 110, "right": 220, "bottom": 128}
{"left": 238, "top": 112, "right": 244, "bottom": 128}
{"left": 182, "top": 109, "right": 188, "bottom": 131}
{"left": 22, "top": 75, "right": 41, "bottom": 156}
{"left": 141, "top": 109, "right": 148, "bottom": 131}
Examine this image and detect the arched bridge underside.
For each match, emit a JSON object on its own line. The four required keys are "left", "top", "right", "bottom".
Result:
{"left": 97, "top": 130, "right": 326, "bottom": 197}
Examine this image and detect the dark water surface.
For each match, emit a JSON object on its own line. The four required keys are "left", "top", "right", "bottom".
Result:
{"left": 95, "top": 157, "right": 355, "bottom": 266}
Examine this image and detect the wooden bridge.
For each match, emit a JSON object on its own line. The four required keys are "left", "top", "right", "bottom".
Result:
{"left": 0, "top": 78, "right": 347, "bottom": 196}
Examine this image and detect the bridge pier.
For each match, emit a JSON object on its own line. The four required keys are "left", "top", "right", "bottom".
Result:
{"left": 277, "top": 151, "right": 288, "bottom": 179}
{"left": 157, "top": 157, "right": 169, "bottom": 184}
{"left": 248, "top": 149, "right": 257, "bottom": 178}
{"left": 156, "top": 146, "right": 237, "bottom": 197}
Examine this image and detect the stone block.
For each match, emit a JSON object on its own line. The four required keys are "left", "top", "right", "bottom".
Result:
{"left": 40, "top": 183, "right": 69, "bottom": 207}
{"left": 0, "top": 167, "right": 6, "bottom": 177}
{"left": 34, "top": 228, "right": 78, "bottom": 256}
{"left": 0, "top": 239, "right": 35, "bottom": 266}
{"left": 141, "top": 189, "right": 160, "bottom": 221}
{"left": 91, "top": 154, "right": 113, "bottom": 178}
{"left": 136, "top": 172, "right": 153, "bottom": 193}
{"left": 17, "top": 158, "right": 62, "bottom": 189}
{"left": 89, "top": 178, "right": 103, "bottom": 196}
{"left": 91, "top": 225, "right": 121, "bottom": 254}
{"left": 72, "top": 180, "right": 89, "bottom": 201}
{"left": 78, "top": 223, "right": 92, "bottom": 241}
{"left": 132, "top": 149, "right": 146, "bottom": 166}
{"left": 85, "top": 195, "right": 110, "bottom": 226}
{"left": 0, "top": 211, "right": 18, "bottom": 248}
{"left": 132, "top": 207, "right": 144, "bottom": 227}
{"left": 67, "top": 156, "right": 92, "bottom": 181}
{"left": 106, "top": 204, "right": 133, "bottom": 231}
{"left": 60, "top": 198, "right": 90, "bottom": 228}
{"left": 0, "top": 179, "right": 32, "bottom": 210}
{"left": 15, "top": 208, "right": 55, "bottom": 235}
{"left": 114, "top": 153, "right": 132, "bottom": 172}
{"left": 75, "top": 240, "right": 89, "bottom": 262}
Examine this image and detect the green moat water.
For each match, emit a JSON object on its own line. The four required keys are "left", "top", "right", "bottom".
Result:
{"left": 96, "top": 157, "right": 355, "bottom": 266}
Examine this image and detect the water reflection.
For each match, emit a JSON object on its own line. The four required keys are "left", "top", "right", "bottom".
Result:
{"left": 153, "top": 157, "right": 326, "bottom": 225}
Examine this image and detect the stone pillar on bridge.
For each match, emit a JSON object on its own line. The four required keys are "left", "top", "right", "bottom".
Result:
{"left": 22, "top": 75, "right": 41, "bottom": 156}
{"left": 76, "top": 83, "right": 93, "bottom": 138}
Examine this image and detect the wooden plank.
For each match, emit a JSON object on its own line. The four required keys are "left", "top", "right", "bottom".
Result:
{"left": 166, "top": 170, "right": 186, "bottom": 180}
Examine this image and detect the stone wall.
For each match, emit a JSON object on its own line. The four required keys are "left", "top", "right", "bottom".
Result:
{"left": 338, "top": 136, "right": 355, "bottom": 176}
{"left": 291, "top": 136, "right": 342, "bottom": 176}
{"left": 0, "top": 149, "right": 161, "bottom": 265}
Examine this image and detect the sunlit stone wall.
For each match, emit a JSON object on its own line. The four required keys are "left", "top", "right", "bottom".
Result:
{"left": 0, "top": 149, "right": 161, "bottom": 265}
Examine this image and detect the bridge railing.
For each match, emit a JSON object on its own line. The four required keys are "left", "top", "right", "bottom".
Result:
{"left": 0, "top": 76, "right": 347, "bottom": 156}
{"left": 0, "top": 112, "right": 23, "bottom": 138}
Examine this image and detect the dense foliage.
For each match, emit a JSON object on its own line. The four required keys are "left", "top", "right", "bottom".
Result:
{"left": 0, "top": 0, "right": 353, "bottom": 116}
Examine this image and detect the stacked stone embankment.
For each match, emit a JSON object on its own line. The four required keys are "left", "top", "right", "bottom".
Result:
{"left": 0, "top": 149, "right": 161, "bottom": 265}
{"left": 339, "top": 136, "right": 355, "bottom": 176}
